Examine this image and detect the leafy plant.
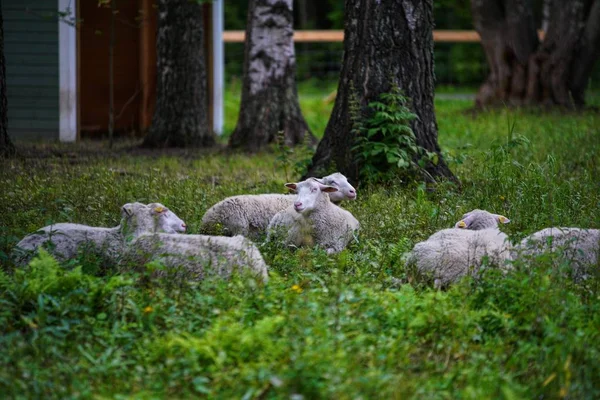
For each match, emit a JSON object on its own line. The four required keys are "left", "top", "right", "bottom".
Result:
{"left": 274, "top": 130, "right": 315, "bottom": 181}
{"left": 351, "top": 83, "right": 435, "bottom": 184}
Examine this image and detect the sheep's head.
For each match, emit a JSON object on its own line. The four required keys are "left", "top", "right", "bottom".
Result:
{"left": 455, "top": 209, "right": 510, "bottom": 230}
{"left": 120, "top": 202, "right": 187, "bottom": 238}
{"left": 315, "top": 172, "right": 357, "bottom": 202}
{"left": 285, "top": 179, "right": 338, "bottom": 214}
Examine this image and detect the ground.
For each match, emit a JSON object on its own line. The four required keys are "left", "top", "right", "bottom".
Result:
{"left": 0, "top": 84, "right": 599, "bottom": 398}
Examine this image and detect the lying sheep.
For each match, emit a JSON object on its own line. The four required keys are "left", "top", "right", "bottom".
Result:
{"left": 200, "top": 172, "right": 357, "bottom": 238}
{"left": 267, "top": 179, "right": 359, "bottom": 254}
{"left": 406, "top": 209, "right": 512, "bottom": 288}
{"left": 125, "top": 232, "right": 269, "bottom": 282}
{"left": 13, "top": 202, "right": 186, "bottom": 265}
{"left": 515, "top": 227, "right": 600, "bottom": 282}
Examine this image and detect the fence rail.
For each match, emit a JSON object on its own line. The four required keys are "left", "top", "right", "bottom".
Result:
{"left": 223, "top": 29, "right": 545, "bottom": 43}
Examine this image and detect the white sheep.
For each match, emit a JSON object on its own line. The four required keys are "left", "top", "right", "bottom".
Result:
{"left": 13, "top": 202, "right": 186, "bottom": 265}
{"left": 406, "top": 209, "right": 512, "bottom": 288}
{"left": 267, "top": 179, "right": 359, "bottom": 254}
{"left": 515, "top": 227, "right": 600, "bottom": 282}
{"left": 126, "top": 233, "right": 269, "bottom": 282}
{"left": 200, "top": 172, "right": 357, "bottom": 238}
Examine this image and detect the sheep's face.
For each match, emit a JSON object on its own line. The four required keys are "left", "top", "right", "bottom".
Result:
{"left": 318, "top": 172, "right": 357, "bottom": 202}
{"left": 149, "top": 203, "right": 187, "bottom": 233}
{"left": 455, "top": 209, "right": 510, "bottom": 230}
{"left": 285, "top": 180, "right": 338, "bottom": 214}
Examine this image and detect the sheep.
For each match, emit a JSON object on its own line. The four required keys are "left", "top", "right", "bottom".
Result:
{"left": 406, "top": 209, "right": 512, "bottom": 288}
{"left": 267, "top": 179, "right": 359, "bottom": 254}
{"left": 200, "top": 172, "right": 357, "bottom": 238}
{"left": 13, "top": 202, "right": 186, "bottom": 266}
{"left": 515, "top": 227, "right": 600, "bottom": 282}
{"left": 125, "top": 233, "right": 269, "bottom": 282}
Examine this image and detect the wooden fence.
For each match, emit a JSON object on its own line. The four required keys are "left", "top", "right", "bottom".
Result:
{"left": 222, "top": 30, "right": 545, "bottom": 43}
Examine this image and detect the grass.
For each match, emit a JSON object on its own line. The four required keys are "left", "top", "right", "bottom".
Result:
{"left": 1, "top": 83, "right": 600, "bottom": 399}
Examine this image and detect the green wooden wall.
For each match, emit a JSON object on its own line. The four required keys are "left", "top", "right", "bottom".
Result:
{"left": 3, "top": 0, "right": 59, "bottom": 140}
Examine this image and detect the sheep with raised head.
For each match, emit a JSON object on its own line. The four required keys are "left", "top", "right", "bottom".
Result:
{"left": 200, "top": 172, "right": 357, "bottom": 238}
{"left": 515, "top": 227, "right": 600, "bottom": 282}
{"left": 13, "top": 202, "right": 186, "bottom": 265}
{"left": 126, "top": 232, "right": 269, "bottom": 282}
{"left": 267, "top": 178, "right": 359, "bottom": 254}
{"left": 406, "top": 209, "right": 512, "bottom": 288}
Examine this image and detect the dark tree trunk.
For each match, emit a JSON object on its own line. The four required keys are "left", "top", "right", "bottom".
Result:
{"left": 143, "top": 0, "right": 214, "bottom": 148}
{"left": 304, "top": 0, "right": 455, "bottom": 184}
{"left": 0, "top": 4, "right": 15, "bottom": 157}
{"left": 229, "top": 0, "right": 315, "bottom": 152}
{"left": 472, "top": 0, "right": 600, "bottom": 108}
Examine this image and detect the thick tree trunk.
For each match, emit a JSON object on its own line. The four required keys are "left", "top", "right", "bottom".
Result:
{"left": 142, "top": 0, "right": 214, "bottom": 148}
{"left": 472, "top": 0, "right": 600, "bottom": 108}
{"left": 229, "top": 0, "right": 315, "bottom": 152}
{"left": 304, "top": 0, "right": 455, "bottom": 184}
{"left": 0, "top": 5, "right": 15, "bottom": 157}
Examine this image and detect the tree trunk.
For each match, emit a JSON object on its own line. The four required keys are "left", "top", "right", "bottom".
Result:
{"left": 142, "top": 0, "right": 214, "bottom": 148}
{"left": 0, "top": 4, "right": 15, "bottom": 157}
{"left": 472, "top": 0, "right": 600, "bottom": 108}
{"left": 229, "top": 0, "right": 315, "bottom": 152}
{"left": 304, "top": 0, "right": 455, "bottom": 184}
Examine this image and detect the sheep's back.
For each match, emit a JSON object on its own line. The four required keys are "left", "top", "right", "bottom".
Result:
{"left": 409, "top": 228, "right": 511, "bottom": 286}
{"left": 14, "top": 225, "right": 121, "bottom": 265}
{"left": 517, "top": 227, "right": 600, "bottom": 281}
{"left": 201, "top": 194, "right": 294, "bottom": 236}
{"left": 128, "top": 233, "right": 268, "bottom": 281}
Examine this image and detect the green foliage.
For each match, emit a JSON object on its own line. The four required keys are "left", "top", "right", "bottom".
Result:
{"left": 1, "top": 90, "right": 600, "bottom": 398}
{"left": 351, "top": 84, "right": 435, "bottom": 184}
{"left": 274, "top": 130, "right": 315, "bottom": 182}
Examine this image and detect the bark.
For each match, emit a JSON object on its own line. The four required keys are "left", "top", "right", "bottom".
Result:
{"left": 472, "top": 0, "right": 600, "bottom": 108}
{"left": 471, "top": 0, "right": 539, "bottom": 106}
{"left": 229, "top": 0, "right": 315, "bottom": 152}
{"left": 569, "top": 0, "right": 600, "bottom": 104}
{"left": 304, "top": 0, "right": 455, "bottom": 184}
{"left": 0, "top": 5, "right": 15, "bottom": 157}
{"left": 143, "top": 0, "right": 214, "bottom": 148}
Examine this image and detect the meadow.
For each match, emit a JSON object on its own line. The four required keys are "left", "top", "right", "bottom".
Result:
{"left": 1, "top": 83, "right": 599, "bottom": 399}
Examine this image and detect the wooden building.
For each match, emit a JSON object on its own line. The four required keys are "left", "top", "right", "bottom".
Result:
{"left": 3, "top": 0, "right": 222, "bottom": 142}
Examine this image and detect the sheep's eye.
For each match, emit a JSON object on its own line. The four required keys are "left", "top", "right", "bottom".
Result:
{"left": 311, "top": 188, "right": 317, "bottom": 192}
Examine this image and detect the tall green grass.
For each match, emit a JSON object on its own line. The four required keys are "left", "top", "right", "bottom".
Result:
{"left": 1, "top": 88, "right": 599, "bottom": 398}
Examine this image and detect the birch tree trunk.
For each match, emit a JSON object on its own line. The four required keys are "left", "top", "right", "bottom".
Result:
{"left": 229, "top": 0, "right": 315, "bottom": 152}
{"left": 0, "top": 5, "right": 15, "bottom": 157}
{"left": 304, "top": 0, "right": 455, "bottom": 184}
{"left": 143, "top": 0, "right": 214, "bottom": 148}
{"left": 472, "top": 0, "right": 600, "bottom": 108}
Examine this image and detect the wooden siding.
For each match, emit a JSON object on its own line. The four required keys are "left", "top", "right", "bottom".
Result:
{"left": 3, "top": 0, "right": 59, "bottom": 140}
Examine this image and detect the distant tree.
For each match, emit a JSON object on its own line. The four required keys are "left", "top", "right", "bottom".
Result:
{"left": 0, "top": 4, "right": 15, "bottom": 157}
{"left": 472, "top": 0, "right": 600, "bottom": 108}
{"left": 143, "top": 0, "right": 214, "bottom": 148}
{"left": 304, "top": 0, "right": 455, "bottom": 184}
{"left": 229, "top": 0, "right": 315, "bottom": 152}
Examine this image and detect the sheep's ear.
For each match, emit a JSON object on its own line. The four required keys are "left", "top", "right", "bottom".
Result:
{"left": 319, "top": 184, "right": 338, "bottom": 193}
{"left": 456, "top": 213, "right": 474, "bottom": 228}
{"left": 122, "top": 205, "right": 133, "bottom": 216}
{"left": 153, "top": 206, "right": 167, "bottom": 214}
{"left": 285, "top": 183, "right": 297, "bottom": 191}
{"left": 497, "top": 215, "right": 510, "bottom": 224}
